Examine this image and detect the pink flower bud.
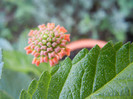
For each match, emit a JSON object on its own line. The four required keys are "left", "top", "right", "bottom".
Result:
{"left": 42, "top": 40, "right": 47, "bottom": 43}
{"left": 24, "top": 23, "right": 70, "bottom": 66}
{"left": 55, "top": 46, "right": 61, "bottom": 53}
{"left": 40, "top": 51, "right": 44, "bottom": 56}
{"left": 41, "top": 46, "right": 47, "bottom": 50}
{"left": 47, "top": 42, "right": 51, "bottom": 47}
{"left": 28, "top": 30, "right": 34, "bottom": 36}
{"left": 38, "top": 42, "right": 43, "bottom": 46}
{"left": 47, "top": 47, "right": 53, "bottom": 52}
{"left": 52, "top": 42, "right": 57, "bottom": 47}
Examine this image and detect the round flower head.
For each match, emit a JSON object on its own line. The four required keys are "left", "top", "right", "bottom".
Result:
{"left": 24, "top": 23, "right": 70, "bottom": 67}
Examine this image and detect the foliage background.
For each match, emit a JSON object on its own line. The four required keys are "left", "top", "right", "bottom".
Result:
{"left": 0, "top": 0, "right": 133, "bottom": 42}
{"left": 0, "top": 0, "right": 133, "bottom": 99}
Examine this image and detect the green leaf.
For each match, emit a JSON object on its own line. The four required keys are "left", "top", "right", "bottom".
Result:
{"left": 114, "top": 42, "right": 123, "bottom": 51}
{"left": 20, "top": 90, "right": 31, "bottom": 99}
{"left": 116, "top": 42, "right": 131, "bottom": 73}
{"left": 28, "top": 80, "right": 38, "bottom": 95}
{"left": 95, "top": 96, "right": 133, "bottom": 99}
{"left": 3, "top": 50, "right": 50, "bottom": 76}
{"left": 0, "top": 69, "right": 32, "bottom": 99}
{"left": 87, "top": 63, "right": 133, "bottom": 99}
{"left": 20, "top": 41, "right": 133, "bottom": 99}
{"left": 20, "top": 71, "right": 51, "bottom": 99}
{"left": 48, "top": 57, "right": 72, "bottom": 99}
{"left": 0, "top": 90, "right": 13, "bottom": 99}
{"left": 0, "top": 48, "right": 4, "bottom": 79}
{"left": 32, "top": 71, "right": 51, "bottom": 99}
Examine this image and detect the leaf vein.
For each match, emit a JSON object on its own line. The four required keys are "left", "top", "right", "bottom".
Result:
{"left": 87, "top": 63, "right": 132, "bottom": 98}
{"left": 91, "top": 52, "right": 100, "bottom": 93}
{"left": 79, "top": 65, "right": 85, "bottom": 99}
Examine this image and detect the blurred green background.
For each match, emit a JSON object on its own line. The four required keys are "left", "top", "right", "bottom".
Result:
{"left": 0, "top": 0, "right": 133, "bottom": 99}
{"left": 0, "top": 0, "right": 133, "bottom": 43}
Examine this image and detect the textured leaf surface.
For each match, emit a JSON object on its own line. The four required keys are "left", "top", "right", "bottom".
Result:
{"left": 20, "top": 71, "right": 51, "bottom": 99}
{"left": 20, "top": 90, "right": 31, "bottom": 99}
{"left": 20, "top": 42, "right": 133, "bottom": 99}
{"left": 0, "top": 48, "right": 4, "bottom": 79}
{"left": 87, "top": 63, "right": 133, "bottom": 99}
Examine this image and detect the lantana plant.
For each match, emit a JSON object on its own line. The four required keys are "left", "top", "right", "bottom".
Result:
{"left": 24, "top": 23, "right": 70, "bottom": 66}
{"left": 19, "top": 23, "right": 133, "bottom": 99}
{"left": 0, "top": 23, "right": 133, "bottom": 99}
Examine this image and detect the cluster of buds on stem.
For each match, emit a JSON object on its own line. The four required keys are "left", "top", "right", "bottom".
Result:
{"left": 24, "top": 23, "right": 70, "bottom": 66}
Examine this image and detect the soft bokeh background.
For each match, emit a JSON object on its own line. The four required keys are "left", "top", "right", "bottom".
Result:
{"left": 0, "top": 0, "right": 133, "bottom": 43}
{"left": 0, "top": 0, "right": 133, "bottom": 99}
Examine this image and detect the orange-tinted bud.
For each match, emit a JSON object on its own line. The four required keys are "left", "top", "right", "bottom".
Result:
{"left": 66, "top": 48, "right": 70, "bottom": 56}
{"left": 36, "top": 60, "right": 40, "bottom": 66}
{"left": 53, "top": 57, "right": 58, "bottom": 64}
{"left": 64, "top": 34, "right": 70, "bottom": 42}
{"left": 26, "top": 49, "right": 32, "bottom": 54}
{"left": 28, "top": 30, "right": 34, "bottom": 36}
{"left": 49, "top": 59, "right": 54, "bottom": 67}
{"left": 24, "top": 46, "right": 31, "bottom": 50}
{"left": 44, "top": 56, "right": 48, "bottom": 63}
{"left": 25, "top": 23, "right": 70, "bottom": 66}
{"left": 40, "top": 57, "right": 44, "bottom": 63}
{"left": 34, "top": 53, "right": 40, "bottom": 57}
{"left": 59, "top": 27, "right": 67, "bottom": 33}
{"left": 32, "top": 58, "right": 37, "bottom": 64}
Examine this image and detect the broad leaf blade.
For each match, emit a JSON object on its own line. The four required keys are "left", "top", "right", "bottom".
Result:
{"left": 20, "top": 90, "right": 31, "bottom": 99}
{"left": 114, "top": 41, "right": 123, "bottom": 51}
{"left": 28, "top": 80, "right": 38, "bottom": 95}
{"left": 92, "top": 41, "right": 116, "bottom": 92}
{"left": 95, "top": 96, "right": 133, "bottom": 99}
{"left": 116, "top": 42, "right": 130, "bottom": 74}
{"left": 130, "top": 43, "right": 133, "bottom": 63}
{"left": 20, "top": 41, "right": 133, "bottom": 99}
{"left": 32, "top": 71, "right": 51, "bottom": 99}
{"left": 48, "top": 57, "right": 72, "bottom": 99}
{"left": 87, "top": 63, "right": 133, "bottom": 98}
{"left": 20, "top": 72, "right": 51, "bottom": 99}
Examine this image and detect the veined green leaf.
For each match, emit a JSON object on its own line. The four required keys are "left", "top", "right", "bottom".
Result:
{"left": 20, "top": 41, "right": 133, "bottom": 99}
{"left": 20, "top": 90, "right": 31, "bottom": 99}
{"left": 114, "top": 42, "right": 123, "bottom": 51}
{"left": 28, "top": 80, "right": 38, "bottom": 95}
{"left": 87, "top": 63, "right": 133, "bottom": 99}
{"left": 20, "top": 71, "right": 51, "bottom": 99}
{"left": 48, "top": 57, "right": 72, "bottom": 99}
{"left": 32, "top": 71, "right": 51, "bottom": 99}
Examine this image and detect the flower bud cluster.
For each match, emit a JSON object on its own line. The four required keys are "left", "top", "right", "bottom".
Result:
{"left": 24, "top": 23, "right": 70, "bottom": 66}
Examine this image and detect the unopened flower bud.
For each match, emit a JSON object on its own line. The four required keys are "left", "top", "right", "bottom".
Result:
{"left": 24, "top": 23, "right": 70, "bottom": 66}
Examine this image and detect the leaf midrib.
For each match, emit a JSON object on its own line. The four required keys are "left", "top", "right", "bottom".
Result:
{"left": 79, "top": 63, "right": 85, "bottom": 99}
{"left": 58, "top": 59, "right": 72, "bottom": 99}
{"left": 86, "top": 62, "right": 133, "bottom": 98}
{"left": 91, "top": 50, "right": 100, "bottom": 93}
